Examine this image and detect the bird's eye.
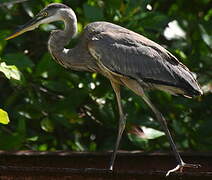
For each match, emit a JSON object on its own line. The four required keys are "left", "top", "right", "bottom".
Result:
{"left": 43, "top": 12, "right": 48, "bottom": 17}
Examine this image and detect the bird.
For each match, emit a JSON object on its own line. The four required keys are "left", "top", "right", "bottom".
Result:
{"left": 6, "top": 3, "right": 203, "bottom": 176}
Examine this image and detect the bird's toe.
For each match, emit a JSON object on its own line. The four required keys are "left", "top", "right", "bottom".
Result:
{"left": 166, "top": 162, "right": 201, "bottom": 176}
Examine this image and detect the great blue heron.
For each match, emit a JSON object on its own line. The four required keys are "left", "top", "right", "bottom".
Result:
{"left": 6, "top": 3, "right": 202, "bottom": 176}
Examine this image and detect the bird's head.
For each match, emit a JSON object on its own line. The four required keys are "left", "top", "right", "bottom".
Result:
{"left": 5, "top": 3, "right": 70, "bottom": 40}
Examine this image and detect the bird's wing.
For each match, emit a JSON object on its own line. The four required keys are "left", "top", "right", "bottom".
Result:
{"left": 88, "top": 31, "right": 194, "bottom": 89}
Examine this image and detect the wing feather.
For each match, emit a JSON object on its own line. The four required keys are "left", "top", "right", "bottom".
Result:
{"left": 89, "top": 32, "right": 180, "bottom": 86}
{"left": 87, "top": 23, "right": 201, "bottom": 96}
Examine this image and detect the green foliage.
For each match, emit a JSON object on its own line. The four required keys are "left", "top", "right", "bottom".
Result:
{"left": 0, "top": 0, "right": 211, "bottom": 153}
{"left": 0, "top": 62, "right": 21, "bottom": 80}
{"left": 128, "top": 126, "right": 165, "bottom": 149}
{"left": 0, "top": 109, "right": 10, "bottom": 124}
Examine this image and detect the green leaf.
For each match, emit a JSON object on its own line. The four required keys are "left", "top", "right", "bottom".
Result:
{"left": 38, "top": 144, "right": 48, "bottom": 151}
{"left": 199, "top": 24, "right": 212, "bottom": 48}
{"left": 41, "top": 118, "right": 54, "bottom": 133}
{"left": 140, "top": 126, "right": 165, "bottom": 139}
{"left": 129, "top": 126, "right": 165, "bottom": 140}
{"left": 40, "top": 24, "right": 57, "bottom": 31}
{"left": 27, "top": 136, "right": 39, "bottom": 142}
{"left": 0, "top": 62, "right": 21, "bottom": 80}
{"left": 0, "top": 109, "right": 10, "bottom": 124}
{"left": 128, "top": 134, "right": 148, "bottom": 148}
{"left": 3, "top": 53, "right": 34, "bottom": 70}
{"left": 128, "top": 126, "right": 165, "bottom": 149}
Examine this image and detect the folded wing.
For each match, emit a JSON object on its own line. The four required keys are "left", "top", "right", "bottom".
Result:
{"left": 88, "top": 27, "right": 201, "bottom": 97}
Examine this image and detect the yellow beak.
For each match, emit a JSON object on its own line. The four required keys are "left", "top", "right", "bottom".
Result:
{"left": 5, "top": 15, "right": 44, "bottom": 40}
{"left": 5, "top": 29, "right": 28, "bottom": 40}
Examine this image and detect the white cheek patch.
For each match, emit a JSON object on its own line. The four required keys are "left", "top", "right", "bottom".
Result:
{"left": 39, "top": 13, "right": 62, "bottom": 24}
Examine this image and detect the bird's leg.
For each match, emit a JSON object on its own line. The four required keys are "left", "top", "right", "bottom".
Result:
{"left": 142, "top": 94, "right": 200, "bottom": 176}
{"left": 109, "top": 81, "right": 126, "bottom": 171}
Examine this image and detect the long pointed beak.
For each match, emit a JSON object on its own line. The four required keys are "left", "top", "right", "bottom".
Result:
{"left": 5, "top": 15, "right": 45, "bottom": 40}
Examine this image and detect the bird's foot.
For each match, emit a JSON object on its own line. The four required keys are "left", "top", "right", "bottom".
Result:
{"left": 166, "top": 162, "right": 201, "bottom": 176}
{"left": 109, "top": 164, "right": 114, "bottom": 171}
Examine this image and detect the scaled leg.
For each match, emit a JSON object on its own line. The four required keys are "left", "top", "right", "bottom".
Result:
{"left": 142, "top": 94, "right": 200, "bottom": 176}
{"left": 109, "top": 81, "right": 126, "bottom": 171}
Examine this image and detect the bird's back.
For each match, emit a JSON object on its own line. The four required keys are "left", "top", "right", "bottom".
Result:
{"left": 84, "top": 22, "right": 202, "bottom": 97}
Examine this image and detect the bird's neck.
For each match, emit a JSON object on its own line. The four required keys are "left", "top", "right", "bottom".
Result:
{"left": 48, "top": 9, "right": 77, "bottom": 67}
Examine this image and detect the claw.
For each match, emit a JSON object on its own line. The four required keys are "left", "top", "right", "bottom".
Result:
{"left": 166, "top": 162, "right": 201, "bottom": 176}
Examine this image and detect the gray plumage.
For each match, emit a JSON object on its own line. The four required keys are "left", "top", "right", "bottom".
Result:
{"left": 6, "top": 3, "right": 202, "bottom": 176}
{"left": 85, "top": 22, "right": 201, "bottom": 97}
{"left": 45, "top": 4, "right": 201, "bottom": 97}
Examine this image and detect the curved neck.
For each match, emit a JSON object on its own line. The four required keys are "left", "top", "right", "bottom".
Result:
{"left": 48, "top": 8, "right": 77, "bottom": 66}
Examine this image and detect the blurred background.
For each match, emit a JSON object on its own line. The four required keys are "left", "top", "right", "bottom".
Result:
{"left": 0, "top": 0, "right": 211, "bottom": 152}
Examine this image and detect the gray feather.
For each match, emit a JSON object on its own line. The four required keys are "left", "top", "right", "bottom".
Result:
{"left": 86, "top": 22, "right": 201, "bottom": 96}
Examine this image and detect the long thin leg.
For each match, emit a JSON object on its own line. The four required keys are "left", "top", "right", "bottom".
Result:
{"left": 142, "top": 94, "right": 200, "bottom": 176}
{"left": 109, "top": 81, "right": 126, "bottom": 171}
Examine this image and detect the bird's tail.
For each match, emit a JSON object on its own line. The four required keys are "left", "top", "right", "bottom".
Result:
{"left": 181, "top": 80, "right": 203, "bottom": 98}
{"left": 175, "top": 69, "right": 203, "bottom": 98}
{"left": 155, "top": 70, "right": 203, "bottom": 98}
